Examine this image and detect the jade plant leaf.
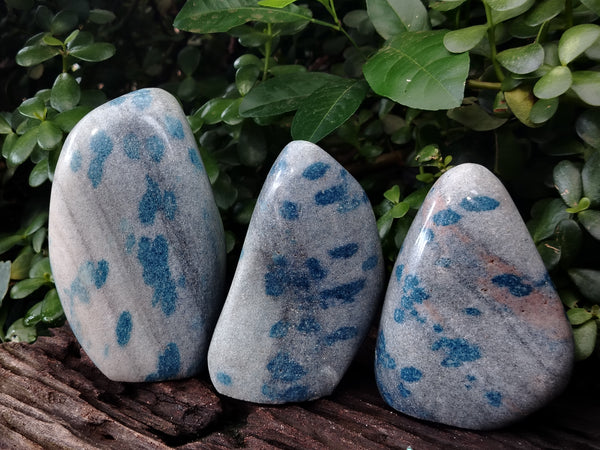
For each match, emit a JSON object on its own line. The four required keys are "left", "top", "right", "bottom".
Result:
{"left": 578, "top": 210, "right": 600, "bottom": 240}
{"left": 572, "top": 319, "right": 597, "bottom": 360}
{"left": 582, "top": 151, "right": 600, "bottom": 208}
{"left": 570, "top": 71, "right": 600, "bottom": 106}
{"left": 533, "top": 66, "right": 572, "bottom": 99}
{"left": 497, "top": 43, "right": 544, "bottom": 74}
{"left": 553, "top": 160, "right": 582, "bottom": 208}
{"left": 558, "top": 24, "right": 600, "bottom": 65}
{"left": 443, "top": 25, "right": 488, "bottom": 53}
{"left": 576, "top": 110, "right": 600, "bottom": 149}
{"left": 15, "top": 44, "right": 60, "bottom": 67}
{"left": 366, "top": 0, "right": 430, "bottom": 40}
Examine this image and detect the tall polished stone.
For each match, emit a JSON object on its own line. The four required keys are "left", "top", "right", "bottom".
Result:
{"left": 208, "top": 140, "right": 384, "bottom": 403}
{"left": 49, "top": 88, "right": 226, "bottom": 382}
{"left": 376, "top": 163, "right": 573, "bottom": 429}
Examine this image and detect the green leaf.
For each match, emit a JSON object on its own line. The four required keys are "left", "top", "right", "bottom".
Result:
{"left": 580, "top": 0, "right": 600, "bottom": 15}
{"left": 529, "top": 97, "right": 559, "bottom": 124}
{"left": 528, "top": 198, "right": 571, "bottom": 243}
{"left": 524, "top": 0, "right": 564, "bottom": 26}
{"left": 404, "top": 187, "right": 429, "bottom": 209}
{"left": 430, "top": 1, "right": 468, "bottom": 12}
{"left": 553, "top": 160, "right": 582, "bottom": 208}
{"left": 29, "top": 159, "right": 50, "bottom": 187}
{"left": 198, "top": 147, "right": 219, "bottom": 184}
{"left": 0, "top": 115, "right": 12, "bottom": 134}
{"left": 50, "top": 73, "right": 81, "bottom": 113}
{"left": 37, "top": 121, "right": 62, "bottom": 150}
{"left": 237, "top": 122, "right": 267, "bottom": 167}
{"left": 485, "top": 0, "right": 529, "bottom": 11}
{"left": 40, "top": 289, "right": 63, "bottom": 324}
{"left": 69, "top": 43, "right": 116, "bottom": 62}
{"left": 497, "top": 43, "right": 544, "bottom": 74}
{"left": 18, "top": 97, "right": 46, "bottom": 120}
{"left": 377, "top": 210, "right": 395, "bottom": 238}
{"left": 582, "top": 151, "right": 600, "bottom": 208}
{"left": 576, "top": 110, "right": 600, "bottom": 149}
{"left": 0, "top": 261, "right": 10, "bottom": 306}
{"left": 504, "top": 86, "right": 537, "bottom": 127}
{"left": 174, "top": 0, "right": 312, "bottom": 33}
{"left": 443, "top": 25, "right": 488, "bottom": 53}
{"left": 258, "top": 0, "right": 297, "bottom": 6}
{"left": 236, "top": 65, "right": 261, "bottom": 96}
{"left": 366, "top": 0, "right": 430, "bottom": 40}
{"left": 447, "top": 100, "right": 508, "bottom": 131}
{"left": 178, "top": 46, "right": 202, "bottom": 76}
{"left": 572, "top": 319, "right": 597, "bottom": 361}
{"left": 88, "top": 8, "right": 117, "bottom": 24}
{"left": 15, "top": 45, "right": 60, "bottom": 67}
{"left": 29, "top": 257, "right": 51, "bottom": 280}
{"left": 4, "top": 318, "right": 37, "bottom": 343}
{"left": 213, "top": 173, "right": 238, "bottom": 210}
{"left": 566, "top": 197, "right": 591, "bottom": 214}
{"left": 390, "top": 201, "right": 410, "bottom": 219}
{"left": 10, "top": 277, "right": 47, "bottom": 299}
{"left": 558, "top": 24, "right": 600, "bottom": 65}
{"left": 9, "top": 127, "right": 39, "bottom": 166}
{"left": 537, "top": 239, "right": 561, "bottom": 270}
{"left": 363, "top": 31, "right": 469, "bottom": 111}
{"left": 53, "top": 106, "right": 91, "bottom": 132}
{"left": 490, "top": 0, "right": 535, "bottom": 23}
{"left": 291, "top": 79, "right": 368, "bottom": 143}
{"left": 570, "top": 71, "right": 600, "bottom": 107}
{"left": 556, "top": 218, "right": 582, "bottom": 266}
{"left": 384, "top": 185, "right": 401, "bottom": 204}
{"left": 234, "top": 54, "right": 262, "bottom": 69}
{"left": 31, "top": 227, "right": 46, "bottom": 253}
{"left": 50, "top": 10, "right": 78, "bottom": 35}
{"left": 0, "top": 235, "right": 23, "bottom": 255}
{"left": 221, "top": 98, "right": 244, "bottom": 125}
{"left": 196, "top": 98, "right": 236, "bottom": 125}
{"left": 239, "top": 72, "right": 337, "bottom": 117}
{"left": 578, "top": 209, "right": 600, "bottom": 240}
{"left": 42, "top": 34, "right": 64, "bottom": 47}
{"left": 569, "top": 268, "right": 600, "bottom": 303}
{"left": 64, "top": 30, "right": 79, "bottom": 46}
{"left": 10, "top": 247, "right": 35, "bottom": 280}
{"left": 533, "top": 65, "right": 572, "bottom": 99}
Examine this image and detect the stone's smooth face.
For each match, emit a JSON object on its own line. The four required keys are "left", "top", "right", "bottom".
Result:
{"left": 208, "top": 140, "right": 384, "bottom": 404}
{"left": 376, "top": 163, "right": 574, "bottom": 430}
{"left": 49, "top": 88, "right": 226, "bottom": 382}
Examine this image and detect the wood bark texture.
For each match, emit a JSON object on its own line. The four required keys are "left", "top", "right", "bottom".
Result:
{"left": 0, "top": 325, "right": 598, "bottom": 449}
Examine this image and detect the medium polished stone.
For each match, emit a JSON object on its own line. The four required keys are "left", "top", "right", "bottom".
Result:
{"left": 376, "top": 163, "right": 573, "bottom": 430}
{"left": 208, "top": 140, "right": 384, "bottom": 403}
{"left": 49, "top": 88, "right": 226, "bottom": 382}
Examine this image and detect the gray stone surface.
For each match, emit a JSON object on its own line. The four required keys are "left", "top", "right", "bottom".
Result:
{"left": 376, "top": 163, "right": 574, "bottom": 430}
{"left": 208, "top": 140, "right": 384, "bottom": 403}
{"left": 49, "top": 88, "right": 226, "bottom": 382}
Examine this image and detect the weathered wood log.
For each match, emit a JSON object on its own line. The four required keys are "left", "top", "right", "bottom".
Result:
{"left": 0, "top": 325, "right": 598, "bottom": 449}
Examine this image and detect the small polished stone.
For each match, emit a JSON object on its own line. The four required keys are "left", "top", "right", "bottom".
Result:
{"left": 208, "top": 140, "right": 384, "bottom": 403}
{"left": 49, "top": 88, "right": 226, "bottom": 382}
{"left": 376, "top": 163, "right": 573, "bottom": 430}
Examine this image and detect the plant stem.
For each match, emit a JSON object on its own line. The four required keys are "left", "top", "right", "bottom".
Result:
{"left": 483, "top": 2, "right": 504, "bottom": 82}
{"left": 467, "top": 79, "right": 502, "bottom": 90}
{"left": 262, "top": 23, "right": 272, "bottom": 81}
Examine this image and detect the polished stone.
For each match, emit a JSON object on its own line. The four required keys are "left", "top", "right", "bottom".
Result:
{"left": 49, "top": 88, "right": 226, "bottom": 382}
{"left": 208, "top": 140, "right": 384, "bottom": 403}
{"left": 376, "top": 163, "right": 573, "bottom": 430}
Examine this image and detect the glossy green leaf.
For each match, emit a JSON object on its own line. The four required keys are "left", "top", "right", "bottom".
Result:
{"left": 576, "top": 110, "right": 600, "bottom": 149}
{"left": 580, "top": 0, "right": 600, "bottom": 15}
{"left": 384, "top": 185, "right": 401, "bottom": 204}
{"left": 37, "top": 121, "right": 62, "bottom": 150}
{"left": 363, "top": 31, "right": 469, "bottom": 110}
{"left": 497, "top": 43, "right": 544, "bottom": 74}
{"left": 237, "top": 122, "right": 267, "bottom": 167}
{"left": 31, "top": 227, "right": 46, "bottom": 254}
{"left": 42, "top": 34, "right": 63, "bottom": 47}
{"left": 50, "top": 10, "right": 78, "bottom": 35}
{"left": 485, "top": 0, "right": 529, "bottom": 11}
{"left": 197, "top": 98, "right": 236, "bottom": 125}
{"left": 236, "top": 65, "right": 261, "bottom": 96}
{"left": 533, "top": 66, "right": 572, "bottom": 99}
{"left": 573, "top": 319, "right": 597, "bottom": 360}
{"left": 0, "top": 115, "right": 12, "bottom": 134}
{"left": 579, "top": 210, "right": 600, "bottom": 240}
{"left": 69, "top": 43, "right": 116, "bottom": 62}
{"left": 178, "top": 46, "right": 201, "bottom": 76}
{"left": 447, "top": 101, "right": 507, "bottom": 131}
{"left": 558, "top": 24, "right": 600, "bottom": 65}
{"left": 174, "top": 0, "right": 312, "bottom": 33}
{"left": 88, "top": 8, "right": 117, "bottom": 24}
{"left": 366, "top": 0, "right": 429, "bottom": 40}
{"left": 15, "top": 45, "right": 60, "bottom": 67}
{"left": 4, "top": 318, "right": 37, "bottom": 343}
{"left": 213, "top": 173, "right": 238, "bottom": 210}
{"left": 491, "top": 0, "right": 535, "bottom": 23}
{"left": 537, "top": 239, "right": 561, "bottom": 270}
{"left": 568, "top": 307, "right": 593, "bottom": 325}
{"left": 529, "top": 97, "right": 559, "bottom": 124}
{"left": 9, "top": 127, "right": 39, "bottom": 166}
{"left": 556, "top": 218, "right": 582, "bottom": 266}
{"left": 10, "top": 277, "right": 47, "bottom": 299}
{"left": 553, "top": 160, "right": 582, "bottom": 208}
{"left": 23, "top": 212, "right": 48, "bottom": 238}
{"left": 258, "top": 0, "right": 297, "bottom": 6}
{"left": 64, "top": 30, "right": 79, "bottom": 46}
{"left": 234, "top": 54, "right": 262, "bottom": 69}
{"left": 524, "top": 0, "right": 564, "bottom": 26}
{"left": 239, "top": 72, "right": 336, "bottom": 117}
{"left": 582, "top": 151, "right": 600, "bottom": 208}
{"left": 430, "top": 1, "right": 468, "bottom": 11}
{"left": 566, "top": 197, "right": 591, "bottom": 214}
{"left": 29, "top": 257, "right": 51, "bottom": 280}
{"left": 390, "top": 201, "right": 410, "bottom": 219}
{"left": 0, "top": 235, "right": 23, "bottom": 255}
{"left": 221, "top": 98, "right": 244, "bottom": 126}
{"left": 377, "top": 210, "right": 395, "bottom": 238}
{"left": 40, "top": 289, "right": 63, "bottom": 324}
{"left": 569, "top": 268, "right": 600, "bottom": 303}
{"left": 570, "top": 71, "right": 600, "bottom": 106}
{"left": 10, "top": 247, "right": 34, "bottom": 281}
{"left": 505, "top": 86, "right": 537, "bottom": 127}
{"left": 53, "top": 106, "right": 90, "bottom": 132}
{"left": 198, "top": 147, "right": 219, "bottom": 184}
{"left": 0, "top": 261, "right": 10, "bottom": 306}
{"left": 29, "top": 159, "right": 50, "bottom": 187}
{"left": 292, "top": 79, "right": 368, "bottom": 143}
{"left": 528, "top": 198, "right": 571, "bottom": 243}
{"left": 443, "top": 25, "right": 488, "bottom": 53}
{"left": 18, "top": 97, "right": 46, "bottom": 120}
{"left": 50, "top": 73, "right": 80, "bottom": 113}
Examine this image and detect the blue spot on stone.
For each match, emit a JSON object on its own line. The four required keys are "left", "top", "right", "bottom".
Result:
{"left": 125, "top": 234, "right": 136, "bottom": 254}
{"left": 432, "top": 208, "right": 461, "bottom": 226}
{"left": 376, "top": 331, "right": 396, "bottom": 370}
{"left": 109, "top": 96, "right": 126, "bottom": 106}
{"left": 262, "top": 384, "right": 309, "bottom": 402}
{"left": 464, "top": 307, "right": 481, "bottom": 316}
{"left": 145, "top": 135, "right": 165, "bottom": 163}
{"left": 424, "top": 228, "right": 435, "bottom": 242}
{"left": 297, "top": 316, "right": 321, "bottom": 334}
{"left": 88, "top": 130, "right": 113, "bottom": 188}
{"left": 70, "top": 150, "right": 82, "bottom": 172}
{"left": 123, "top": 132, "right": 140, "bottom": 159}
{"left": 265, "top": 256, "right": 310, "bottom": 297}
{"left": 137, "top": 235, "right": 178, "bottom": 316}
{"left": 139, "top": 176, "right": 178, "bottom": 225}
{"left": 460, "top": 196, "right": 500, "bottom": 212}
{"left": 362, "top": 255, "right": 378, "bottom": 271}
{"left": 303, "top": 162, "right": 329, "bottom": 180}
{"left": 116, "top": 311, "right": 132, "bottom": 347}
{"left": 89, "top": 260, "right": 109, "bottom": 288}
{"left": 319, "top": 278, "right": 365, "bottom": 308}
{"left": 266, "top": 352, "right": 307, "bottom": 382}
{"left": 433, "top": 324, "right": 443, "bottom": 333}
{"left": 338, "top": 195, "right": 362, "bottom": 213}
{"left": 165, "top": 115, "right": 184, "bottom": 139}
{"left": 131, "top": 89, "right": 152, "bottom": 110}
{"left": 216, "top": 372, "right": 232, "bottom": 385}
{"left": 177, "top": 275, "right": 186, "bottom": 288}
{"left": 323, "top": 326, "right": 358, "bottom": 346}
{"left": 315, "top": 184, "right": 346, "bottom": 206}
{"left": 467, "top": 375, "right": 476, "bottom": 382}
{"left": 395, "top": 264, "right": 404, "bottom": 282}
{"left": 435, "top": 258, "right": 451, "bottom": 268}
{"left": 280, "top": 201, "right": 299, "bottom": 220}
{"left": 431, "top": 337, "right": 481, "bottom": 368}
{"left": 492, "top": 274, "right": 533, "bottom": 297}
{"left": 305, "top": 258, "right": 326, "bottom": 280}
{"left": 400, "top": 366, "right": 422, "bottom": 383}
{"left": 398, "top": 382, "right": 411, "bottom": 398}
{"left": 329, "top": 243, "right": 359, "bottom": 259}
{"left": 270, "top": 320, "right": 290, "bottom": 338}
{"left": 146, "top": 343, "right": 181, "bottom": 381}
{"left": 394, "top": 308, "right": 405, "bottom": 323}
{"left": 486, "top": 390, "right": 503, "bottom": 407}
{"left": 189, "top": 148, "right": 203, "bottom": 171}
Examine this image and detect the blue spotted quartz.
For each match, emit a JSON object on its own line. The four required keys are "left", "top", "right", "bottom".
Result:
{"left": 208, "top": 140, "right": 384, "bottom": 403}
{"left": 376, "top": 163, "right": 574, "bottom": 430}
{"left": 48, "top": 88, "right": 226, "bottom": 382}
